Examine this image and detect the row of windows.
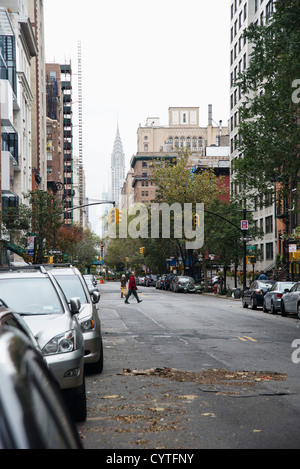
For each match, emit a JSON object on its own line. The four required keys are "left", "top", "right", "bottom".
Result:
{"left": 144, "top": 136, "right": 203, "bottom": 152}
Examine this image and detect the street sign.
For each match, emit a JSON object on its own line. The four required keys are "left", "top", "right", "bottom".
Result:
{"left": 289, "top": 244, "right": 297, "bottom": 253}
{"left": 49, "top": 250, "right": 61, "bottom": 255}
{"left": 241, "top": 220, "right": 248, "bottom": 230}
{"left": 247, "top": 245, "right": 256, "bottom": 250}
{"left": 27, "top": 236, "right": 35, "bottom": 256}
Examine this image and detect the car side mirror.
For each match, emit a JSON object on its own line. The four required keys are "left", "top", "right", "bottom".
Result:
{"left": 92, "top": 291, "right": 100, "bottom": 304}
{"left": 284, "top": 288, "right": 290, "bottom": 293}
{"left": 69, "top": 297, "right": 81, "bottom": 315}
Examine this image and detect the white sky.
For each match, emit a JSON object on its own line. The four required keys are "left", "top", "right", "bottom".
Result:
{"left": 43, "top": 0, "right": 230, "bottom": 235}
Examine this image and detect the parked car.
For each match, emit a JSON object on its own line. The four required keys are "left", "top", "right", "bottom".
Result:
{"left": 0, "top": 303, "right": 82, "bottom": 449}
{"left": 164, "top": 273, "right": 176, "bottom": 290}
{"left": 184, "top": 280, "right": 203, "bottom": 294}
{"left": 0, "top": 265, "right": 87, "bottom": 422}
{"left": 50, "top": 266, "right": 103, "bottom": 374}
{"left": 280, "top": 281, "right": 300, "bottom": 317}
{"left": 263, "top": 281, "right": 295, "bottom": 314}
{"left": 83, "top": 274, "right": 97, "bottom": 287}
{"left": 242, "top": 280, "right": 276, "bottom": 310}
{"left": 171, "top": 276, "right": 195, "bottom": 292}
{"left": 210, "top": 275, "right": 220, "bottom": 285}
{"left": 156, "top": 274, "right": 167, "bottom": 289}
{"left": 137, "top": 276, "right": 146, "bottom": 286}
{"left": 83, "top": 274, "right": 99, "bottom": 294}
{"left": 145, "top": 274, "right": 158, "bottom": 287}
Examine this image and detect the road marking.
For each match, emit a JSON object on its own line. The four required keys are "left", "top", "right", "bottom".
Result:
{"left": 237, "top": 336, "right": 257, "bottom": 342}
{"left": 243, "top": 336, "right": 257, "bottom": 342}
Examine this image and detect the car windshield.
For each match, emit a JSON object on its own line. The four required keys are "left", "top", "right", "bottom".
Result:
{"left": 272, "top": 282, "right": 295, "bottom": 292}
{"left": 179, "top": 277, "right": 189, "bottom": 283}
{"left": 0, "top": 278, "right": 63, "bottom": 315}
{"left": 53, "top": 274, "right": 89, "bottom": 304}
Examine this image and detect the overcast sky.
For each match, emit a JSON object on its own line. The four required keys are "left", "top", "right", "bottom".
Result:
{"left": 44, "top": 0, "right": 230, "bottom": 235}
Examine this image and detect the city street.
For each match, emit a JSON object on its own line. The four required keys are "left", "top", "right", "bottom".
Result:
{"left": 78, "top": 282, "right": 300, "bottom": 450}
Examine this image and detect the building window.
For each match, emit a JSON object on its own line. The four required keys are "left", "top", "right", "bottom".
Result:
{"left": 192, "top": 137, "right": 197, "bottom": 151}
{"left": 265, "top": 215, "right": 273, "bottom": 234}
{"left": 266, "top": 242, "right": 274, "bottom": 260}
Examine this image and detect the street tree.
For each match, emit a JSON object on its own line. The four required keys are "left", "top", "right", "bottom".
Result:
{"left": 151, "top": 149, "right": 227, "bottom": 275}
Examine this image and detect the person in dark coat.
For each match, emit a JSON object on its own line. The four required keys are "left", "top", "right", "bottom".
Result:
{"left": 125, "top": 272, "right": 142, "bottom": 304}
{"left": 258, "top": 272, "right": 268, "bottom": 280}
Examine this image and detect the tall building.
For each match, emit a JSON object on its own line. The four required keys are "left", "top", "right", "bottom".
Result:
{"left": 28, "top": 0, "right": 47, "bottom": 191}
{"left": 128, "top": 106, "right": 229, "bottom": 206}
{"left": 0, "top": 2, "right": 38, "bottom": 263}
{"left": 45, "top": 63, "right": 64, "bottom": 197}
{"left": 230, "top": 0, "right": 276, "bottom": 272}
{"left": 111, "top": 124, "right": 125, "bottom": 207}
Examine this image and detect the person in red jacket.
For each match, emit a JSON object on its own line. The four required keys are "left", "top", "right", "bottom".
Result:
{"left": 125, "top": 272, "right": 142, "bottom": 304}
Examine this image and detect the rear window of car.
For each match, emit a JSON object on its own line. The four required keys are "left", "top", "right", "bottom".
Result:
{"left": 0, "top": 278, "right": 63, "bottom": 315}
{"left": 52, "top": 274, "right": 89, "bottom": 304}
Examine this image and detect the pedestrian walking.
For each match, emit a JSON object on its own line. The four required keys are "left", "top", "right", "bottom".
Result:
{"left": 120, "top": 274, "right": 127, "bottom": 298}
{"left": 124, "top": 272, "right": 142, "bottom": 304}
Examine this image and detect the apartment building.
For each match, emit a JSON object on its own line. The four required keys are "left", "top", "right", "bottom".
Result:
{"left": 230, "top": 0, "right": 276, "bottom": 272}
{"left": 45, "top": 63, "right": 64, "bottom": 197}
{"left": 0, "top": 2, "right": 38, "bottom": 263}
{"left": 28, "top": 0, "right": 47, "bottom": 191}
{"left": 126, "top": 106, "right": 229, "bottom": 206}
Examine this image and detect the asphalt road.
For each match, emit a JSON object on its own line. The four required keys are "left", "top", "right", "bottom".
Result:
{"left": 77, "top": 282, "right": 300, "bottom": 450}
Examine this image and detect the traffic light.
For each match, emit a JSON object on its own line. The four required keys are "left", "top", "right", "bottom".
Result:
{"left": 193, "top": 214, "right": 200, "bottom": 228}
{"left": 115, "top": 208, "right": 119, "bottom": 223}
{"left": 125, "top": 257, "right": 129, "bottom": 262}
{"left": 109, "top": 208, "right": 116, "bottom": 224}
{"left": 100, "top": 244, "right": 103, "bottom": 252}
{"left": 139, "top": 247, "right": 145, "bottom": 254}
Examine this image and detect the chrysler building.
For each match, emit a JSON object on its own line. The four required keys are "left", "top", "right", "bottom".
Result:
{"left": 111, "top": 124, "right": 125, "bottom": 206}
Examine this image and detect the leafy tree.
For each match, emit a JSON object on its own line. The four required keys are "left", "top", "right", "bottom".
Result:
{"left": 23, "top": 190, "right": 64, "bottom": 263}
{"left": 151, "top": 149, "right": 227, "bottom": 274}
{"left": 233, "top": 0, "right": 300, "bottom": 202}
{"left": 204, "top": 199, "right": 262, "bottom": 290}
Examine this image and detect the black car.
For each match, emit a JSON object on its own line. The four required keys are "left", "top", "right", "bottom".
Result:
{"left": 156, "top": 274, "right": 167, "bottom": 289}
{"left": 145, "top": 274, "right": 158, "bottom": 287}
{"left": 0, "top": 303, "right": 82, "bottom": 449}
{"left": 164, "top": 273, "right": 176, "bottom": 290}
{"left": 242, "top": 280, "right": 276, "bottom": 310}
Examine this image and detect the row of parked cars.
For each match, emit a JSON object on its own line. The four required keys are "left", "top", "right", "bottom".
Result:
{"left": 155, "top": 273, "right": 203, "bottom": 293}
{"left": 242, "top": 279, "right": 300, "bottom": 318}
{"left": 0, "top": 264, "right": 103, "bottom": 448}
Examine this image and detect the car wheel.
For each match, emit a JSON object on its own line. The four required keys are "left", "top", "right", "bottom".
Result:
{"left": 87, "top": 337, "right": 104, "bottom": 374}
{"left": 242, "top": 296, "right": 248, "bottom": 308}
{"left": 69, "top": 377, "right": 87, "bottom": 422}
{"left": 263, "top": 301, "right": 268, "bottom": 312}
{"left": 270, "top": 301, "right": 276, "bottom": 315}
{"left": 250, "top": 296, "right": 257, "bottom": 310}
{"left": 281, "top": 301, "right": 287, "bottom": 317}
{"left": 297, "top": 303, "right": 300, "bottom": 319}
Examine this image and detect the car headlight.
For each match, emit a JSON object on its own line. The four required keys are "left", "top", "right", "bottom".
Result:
{"left": 79, "top": 317, "right": 95, "bottom": 332}
{"left": 43, "top": 330, "right": 76, "bottom": 356}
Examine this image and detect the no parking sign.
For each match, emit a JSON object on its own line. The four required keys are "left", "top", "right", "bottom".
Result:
{"left": 241, "top": 220, "right": 248, "bottom": 230}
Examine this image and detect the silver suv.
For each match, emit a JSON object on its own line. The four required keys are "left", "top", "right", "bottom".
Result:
{"left": 49, "top": 266, "right": 103, "bottom": 373}
{"left": 0, "top": 266, "right": 86, "bottom": 422}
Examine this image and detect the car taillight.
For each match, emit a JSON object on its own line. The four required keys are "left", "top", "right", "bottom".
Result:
{"left": 178, "top": 282, "right": 181, "bottom": 285}
{"left": 276, "top": 293, "right": 283, "bottom": 298}
{"left": 256, "top": 289, "right": 262, "bottom": 294}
